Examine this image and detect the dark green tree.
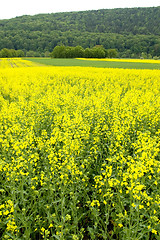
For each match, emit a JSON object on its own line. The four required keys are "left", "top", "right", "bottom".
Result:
{"left": 0, "top": 48, "right": 24, "bottom": 57}
{"left": 0, "top": 7, "right": 160, "bottom": 57}
{"left": 153, "top": 44, "right": 160, "bottom": 56}
{"left": 50, "top": 45, "right": 66, "bottom": 58}
{"left": 84, "top": 48, "right": 93, "bottom": 58}
{"left": 107, "top": 49, "right": 118, "bottom": 58}
{"left": 26, "top": 50, "right": 36, "bottom": 57}
{"left": 16, "top": 50, "right": 25, "bottom": 57}
{"left": 0, "top": 48, "right": 12, "bottom": 57}
{"left": 74, "top": 46, "right": 84, "bottom": 58}
{"left": 91, "top": 46, "right": 106, "bottom": 58}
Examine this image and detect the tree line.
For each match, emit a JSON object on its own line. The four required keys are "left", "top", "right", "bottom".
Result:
{"left": 50, "top": 46, "right": 118, "bottom": 58}
{"left": 0, "top": 48, "right": 25, "bottom": 58}
{"left": 0, "top": 46, "right": 118, "bottom": 59}
{"left": 0, "top": 7, "right": 160, "bottom": 58}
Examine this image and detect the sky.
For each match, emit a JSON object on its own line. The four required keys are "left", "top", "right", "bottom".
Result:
{"left": 0, "top": 0, "right": 160, "bottom": 20}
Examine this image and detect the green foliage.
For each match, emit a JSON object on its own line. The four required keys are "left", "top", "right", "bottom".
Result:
{"left": 26, "top": 50, "right": 41, "bottom": 57}
{"left": 51, "top": 45, "right": 107, "bottom": 58}
{"left": 0, "top": 48, "right": 24, "bottom": 57}
{"left": 88, "top": 46, "right": 106, "bottom": 58}
{"left": 50, "top": 46, "right": 66, "bottom": 58}
{"left": 0, "top": 7, "right": 160, "bottom": 57}
{"left": 16, "top": 49, "right": 25, "bottom": 57}
{"left": 107, "top": 49, "right": 118, "bottom": 58}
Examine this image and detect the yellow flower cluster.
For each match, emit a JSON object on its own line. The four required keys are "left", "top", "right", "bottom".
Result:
{"left": 0, "top": 200, "right": 18, "bottom": 235}
{"left": 77, "top": 57, "right": 160, "bottom": 64}
{"left": 0, "top": 58, "right": 159, "bottom": 239}
{"left": 0, "top": 58, "right": 42, "bottom": 68}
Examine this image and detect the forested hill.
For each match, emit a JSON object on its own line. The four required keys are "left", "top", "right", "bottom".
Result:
{"left": 0, "top": 7, "right": 160, "bottom": 57}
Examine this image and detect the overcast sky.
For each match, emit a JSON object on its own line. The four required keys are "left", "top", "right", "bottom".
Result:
{"left": 0, "top": 0, "right": 160, "bottom": 20}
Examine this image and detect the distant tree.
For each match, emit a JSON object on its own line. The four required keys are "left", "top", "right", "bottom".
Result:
{"left": 92, "top": 46, "right": 105, "bottom": 58}
{"left": 0, "top": 48, "right": 24, "bottom": 58}
{"left": 84, "top": 48, "right": 93, "bottom": 58}
{"left": 141, "top": 52, "right": 147, "bottom": 59}
{"left": 50, "top": 45, "right": 66, "bottom": 58}
{"left": 0, "top": 7, "right": 159, "bottom": 58}
{"left": 65, "top": 46, "right": 85, "bottom": 58}
{"left": 107, "top": 49, "right": 118, "bottom": 58}
{"left": 74, "top": 46, "right": 84, "bottom": 58}
{"left": 147, "top": 53, "right": 152, "bottom": 59}
{"left": 153, "top": 56, "right": 159, "bottom": 60}
{"left": 104, "top": 49, "right": 109, "bottom": 58}
{"left": 65, "top": 47, "right": 74, "bottom": 58}
{"left": 26, "top": 50, "right": 36, "bottom": 57}
{"left": 0, "top": 48, "right": 12, "bottom": 58}
{"left": 16, "top": 50, "right": 25, "bottom": 57}
{"left": 34, "top": 52, "right": 41, "bottom": 57}
{"left": 10, "top": 49, "right": 17, "bottom": 57}
{"left": 153, "top": 44, "right": 160, "bottom": 56}
{"left": 50, "top": 45, "right": 118, "bottom": 58}
{"left": 44, "top": 51, "right": 50, "bottom": 57}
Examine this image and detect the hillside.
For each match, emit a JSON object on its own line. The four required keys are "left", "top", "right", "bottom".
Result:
{"left": 0, "top": 7, "right": 160, "bottom": 57}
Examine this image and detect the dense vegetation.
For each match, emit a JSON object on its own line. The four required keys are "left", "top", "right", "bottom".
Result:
{"left": 0, "top": 59, "right": 160, "bottom": 239}
{"left": 0, "top": 48, "right": 25, "bottom": 57}
{"left": 50, "top": 46, "right": 118, "bottom": 58}
{"left": 0, "top": 7, "right": 160, "bottom": 57}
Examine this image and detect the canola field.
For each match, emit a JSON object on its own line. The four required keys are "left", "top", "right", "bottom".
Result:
{"left": 0, "top": 58, "right": 42, "bottom": 68}
{"left": 0, "top": 58, "right": 160, "bottom": 240}
{"left": 77, "top": 58, "right": 160, "bottom": 63}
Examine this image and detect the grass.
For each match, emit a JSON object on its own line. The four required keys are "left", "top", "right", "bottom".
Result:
{"left": 24, "top": 58, "right": 160, "bottom": 69}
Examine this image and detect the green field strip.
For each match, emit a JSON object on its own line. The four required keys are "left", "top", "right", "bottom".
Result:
{"left": 25, "top": 58, "right": 160, "bottom": 69}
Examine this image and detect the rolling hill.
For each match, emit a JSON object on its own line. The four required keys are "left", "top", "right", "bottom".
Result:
{"left": 0, "top": 7, "right": 160, "bottom": 57}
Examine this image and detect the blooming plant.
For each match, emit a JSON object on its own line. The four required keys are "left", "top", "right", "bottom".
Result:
{"left": 0, "top": 59, "right": 160, "bottom": 239}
